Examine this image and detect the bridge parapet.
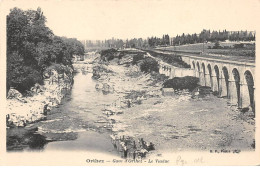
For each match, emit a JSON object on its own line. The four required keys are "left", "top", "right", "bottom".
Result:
{"left": 158, "top": 61, "right": 194, "bottom": 79}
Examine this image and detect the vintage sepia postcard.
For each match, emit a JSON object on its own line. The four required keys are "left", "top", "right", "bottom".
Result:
{"left": 0, "top": 0, "right": 259, "bottom": 166}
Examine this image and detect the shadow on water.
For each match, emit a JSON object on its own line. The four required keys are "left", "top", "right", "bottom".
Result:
{"left": 7, "top": 127, "right": 50, "bottom": 151}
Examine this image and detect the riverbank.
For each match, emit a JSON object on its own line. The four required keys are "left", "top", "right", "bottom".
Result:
{"left": 6, "top": 66, "right": 74, "bottom": 128}
{"left": 6, "top": 49, "right": 255, "bottom": 157}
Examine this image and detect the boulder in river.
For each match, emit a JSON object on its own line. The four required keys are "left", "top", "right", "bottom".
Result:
{"left": 95, "top": 83, "right": 103, "bottom": 90}
{"left": 102, "top": 83, "right": 112, "bottom": 94}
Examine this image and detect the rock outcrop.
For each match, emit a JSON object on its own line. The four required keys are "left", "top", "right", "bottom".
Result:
{"left": 6, "top": 68, "right": 73, "bottom": 127}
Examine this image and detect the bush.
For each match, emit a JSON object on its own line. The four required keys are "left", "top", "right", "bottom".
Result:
{"left": 7, "top": 65, "right": 43, "bottom": 94}
{"left": 140, "top": 57, "right": 159, "bottom": 73}
{"left": 100, "top": 48, "right": 118, "bottom": 61}
{"left": 132, "top": 53, "right": 145, "bottom": 65}
{"left": 212, "top": 41, "right": 222, "bottom": 49}
{"left": 162, "top": 76, "right": 199, "bottom": 91}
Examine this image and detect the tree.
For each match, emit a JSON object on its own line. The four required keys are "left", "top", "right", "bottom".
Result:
{"left": 7, "top": 8, "right": 29, "bottom": 53}
{"left": 7, "top": 7, "right": 84, "bottom": 93}
{"left": 164, "top": 34, "right": 170, "bottom": 45}
{"left": 213, "top": 41, "right": 222, "bottom": 49}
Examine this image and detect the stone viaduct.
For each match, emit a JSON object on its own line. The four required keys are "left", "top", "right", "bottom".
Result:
{"left": 157, "top": 52, "right": 255, "bottom": 111}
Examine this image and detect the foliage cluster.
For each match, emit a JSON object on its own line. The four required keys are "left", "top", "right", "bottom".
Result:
{"left": 43, "top": 63, "right": 73, "bottom": 77}
{"left": 99, "top": 48, "right": 119, "bottom": 61}
{"left": 171, "top": 29, "right": 255, "bottom": 46}
{"left": 148, "top": 34, "right": 170, "bottom": 47}
{"left": 132, "top": 53, "right": 145, "bottom": 65}
{"left": 163, "top": 76, "right": 199, "bottom": 91}
{"left": 7, "top": 7, "right": 84, "bottom": 93}
{"left": 143, "top": 50, "right": 190, "bottom": 68}
{"left": 140, "top": 57, "right": 159, "bottom": 73}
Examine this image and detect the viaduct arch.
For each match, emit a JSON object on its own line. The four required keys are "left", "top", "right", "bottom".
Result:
{"left": 181, "top": 55, "right": 255, "bottom": 111}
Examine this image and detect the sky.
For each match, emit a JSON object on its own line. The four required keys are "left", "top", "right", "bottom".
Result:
{"left": 2, "top": 0, "right": 260, "bottom": 40}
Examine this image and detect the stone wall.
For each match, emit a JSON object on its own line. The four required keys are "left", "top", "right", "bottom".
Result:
{"left": 159, "top": 62, "right": 194, "bottom": 79}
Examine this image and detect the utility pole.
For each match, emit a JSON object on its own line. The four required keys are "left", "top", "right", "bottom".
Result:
{"left": 203, "top": 38, "right": 205, "bottom": 53}
{"left": 202, "top": 31, "right": 206, "bottom": 54}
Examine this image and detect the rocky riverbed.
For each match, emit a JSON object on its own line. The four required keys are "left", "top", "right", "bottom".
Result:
{"left": 6, "top": 49, "right": 255, "bottom": 158}
{"left": 85, "top": 49, "right": 255, "bottom": 157}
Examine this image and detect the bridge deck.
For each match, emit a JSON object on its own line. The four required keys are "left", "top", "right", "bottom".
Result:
{"left": 154, "top": 50, "right": 255, "bottom": 66}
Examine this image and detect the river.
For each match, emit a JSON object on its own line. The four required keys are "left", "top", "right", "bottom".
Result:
{"left": 7, "top": 63, "right": 123, "bottom": 155}
{"left": 7, "top": 51, "right": 255, "bottom": 156}
{"left": 43, "top": 69, "right": 116, "bottom": 153}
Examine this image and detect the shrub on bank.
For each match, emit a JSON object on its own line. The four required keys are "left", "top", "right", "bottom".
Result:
{"left": 7, "top": 66, "right": 43, "bottom": 94}
{"left": 162, "top": 76, "right": 199, "bottom": 91}
{"left": 140, "top": 57, "right": 159, "bottom": 73}
{"left": 132, "top": 53, "right": 145, "bottom": 65}
{"left": 100, "top": 48, "right": 118, "bottom": 61}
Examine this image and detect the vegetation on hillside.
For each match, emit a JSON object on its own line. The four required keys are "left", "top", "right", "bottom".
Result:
{"left": 7, "top": 7, "right": 84, "bottom": 93}
{"left": 170, "top": 29, "right": 255, "bottom": 46}
{"left": 143, "top": 50, "right": 191, "bottom": 68}
{"left": 99, "top": 49, "right": 159, "bottom": 73}
{"left": 82, "top": 29, "right": 255, "bottom": 53}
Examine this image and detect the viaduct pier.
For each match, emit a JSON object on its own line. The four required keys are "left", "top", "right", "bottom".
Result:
{"left": 154, "top": 50, "right": 255, "bottom": 111}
